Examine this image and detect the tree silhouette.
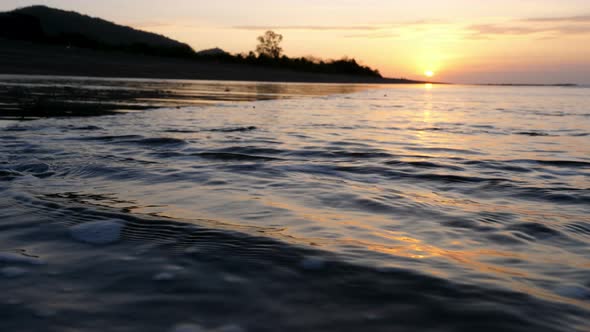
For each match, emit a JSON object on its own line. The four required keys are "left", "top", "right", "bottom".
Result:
{"left": 256, "top": 30, "right": 283, "bottom": 58}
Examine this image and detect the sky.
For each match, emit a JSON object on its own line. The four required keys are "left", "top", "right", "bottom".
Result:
{"left": 2, "top": 0, "right": 590, "bottom": 84}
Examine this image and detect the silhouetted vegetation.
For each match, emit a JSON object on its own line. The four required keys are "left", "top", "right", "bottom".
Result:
{"left": 194, "top": 51, "right": 381, "bottom": 77}
{"left": 0, "top": 6, "right": 382, "bottom": 78}
{"left": 256, "top": 31, "right": 284, "bottom": 58}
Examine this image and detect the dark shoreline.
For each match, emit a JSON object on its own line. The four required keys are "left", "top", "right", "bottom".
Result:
{"left": 0, "top": 75, "right": 379, "bottom": 119}
{"left": 0, "top": 39, "right": 425, "bottom": 84}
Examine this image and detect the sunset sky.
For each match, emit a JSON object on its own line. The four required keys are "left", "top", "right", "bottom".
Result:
{"left": 2, "top": 0, "right": 590, "bottom": 83}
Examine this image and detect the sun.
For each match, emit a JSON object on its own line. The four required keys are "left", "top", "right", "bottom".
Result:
{"left": 424, "top": 70, "right": 435, "bottom": 78}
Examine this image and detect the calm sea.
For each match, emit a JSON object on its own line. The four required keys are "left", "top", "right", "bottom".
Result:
{"left": 1, "top": 77, "right": 589, "bottom": 332}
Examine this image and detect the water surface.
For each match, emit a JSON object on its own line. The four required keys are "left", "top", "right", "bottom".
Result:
{"left": 1, "top": 76, "right": 589, "bottom": 331}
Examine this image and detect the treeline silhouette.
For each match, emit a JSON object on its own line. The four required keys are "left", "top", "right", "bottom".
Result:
{"left": 0, "top": 6, "right": 382, "bottom": 78}
{"left": 194, "top": 52, "right": 381, "bottom": 77}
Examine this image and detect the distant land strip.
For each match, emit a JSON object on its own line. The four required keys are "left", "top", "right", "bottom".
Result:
{"left": 0, "top": 39, "right": 424, "bottom": 84}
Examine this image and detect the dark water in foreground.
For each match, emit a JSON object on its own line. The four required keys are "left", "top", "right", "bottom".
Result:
{"left": 0, "top": 77, "right": 589, "bottom": 332}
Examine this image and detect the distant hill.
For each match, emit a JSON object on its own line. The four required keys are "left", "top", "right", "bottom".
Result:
{"left": 195, "top": 47, "right": 229, "bottom": 56}
{"left": 0, "top": 5, "right": 194, "bottom": 56}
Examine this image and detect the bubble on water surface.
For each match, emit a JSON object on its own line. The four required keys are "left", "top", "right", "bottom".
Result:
{"left": 0, "top": 266, "right": 29, "bottom": 278}
{"left": 153, "top": 272, "right": 176, "bottom": 281}
{"left": 300, "top": 256, "right": 326, "bottom": 270}
{"left": 70, "top": 220, "right": 123, "bottom": 245}
{"left": 170, "top": 323, "right": 207, "bottom": 332}
{"left": 555, "top": 285, "right": 590, "bottom": 300}
{"left": 0, "top": 252, "right": 44, "bottom": 265}
{"left": 215, "top": 324, "right": 246, "bottom": 332}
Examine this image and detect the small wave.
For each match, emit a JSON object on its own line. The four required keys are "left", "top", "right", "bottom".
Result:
{"left": 0, "top": 251, "right": 44, "bottom": 265}
{"left": 2, "top": 192, "right": 585, "bottom": 331}
{"left": 212, "top": 146, "right": 285, "bottom": 155}
{"left": 194, "top": 152, "right": 280, "bottom": 161}
{"left": 150, "top": 148, "right": 283, "bottom": 161}
{"left": 13, "top": 163, "right": 54, "bottom": 178}
{"left": 0, "top": 163, "right": 54, "bottom": 179}
{"left": 162, "top": 129, "right": 199, "bottom": 133}
{"left": 327, "top": 141, "right": 372, "bottom": 148}
{"left": 565, "top": 222, "right": 590, "bottom": 237}
{"left": 385, "top": 160, "right": 464, "bottom": 171}
{"left": 530, "top": 111, "right": 588, "bottom": 117}
{"left": 64, "top": 125, "right": 103, "bottom": 131}
{"left": 208, "top": 126, "right": 258, "bottom": 133}
{"left": 476, "top": 211, "right": 517, "bottom": 225}
{"left": 4, "top": 126, "right": 34, "bottom": 132}
{"left": 288, "top": 150, "right": 392, "bottom": 159}
{"left": 77, "top": 135, "right": 187, "bottom": 146}
{"left": 407, "top": 147, "right": 483, "bottom": 155}
{"left": 511, "top": 159, "right": 590, "bottom": 168}
{"left": 133, "top": 137, "right": 187, "bottom": 146}
{"left": 332, "top": 165, "right": 507, "bottom": 184}
{"left": 508, "top": 222, "right": 562, "bottom": 240}
{"left": 464, "top": 160, "right": 532, "bottom": 173}
{"left": 78, "top": 135, "right": 144, "bottom": 141}
{"left": 0, "top": 169, "right": 24, "bottom": 179}
{"left": 59, "top": 164, "right": 143, "bottom": 180}
{"left": 412, "top": 173, "right": 505, "bottom": 184}
{"left": 508, "top": 186, "right": 590, "bottom": 206}
{"left": 515, "top": 131, "right": 553, "bottom": 137}
{"left": 148, "top": 151, "right": 185, "bottom": 158}
{"left": 412, "top": 127, "right": 445, "bottom": 131}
